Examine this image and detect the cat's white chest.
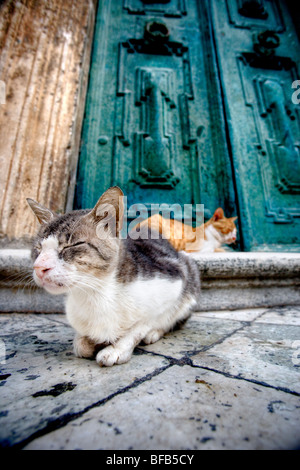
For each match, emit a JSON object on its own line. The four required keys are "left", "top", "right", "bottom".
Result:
{"left": 65, "top": 275, "right": 183, "bottom": 343}
{"left": 66, "top": 276, "right": 125, "bottom": 343}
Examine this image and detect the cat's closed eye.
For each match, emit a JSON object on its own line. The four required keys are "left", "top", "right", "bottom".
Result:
{"left": 59, "top": 242, "right": 88, "bottom": 260}
{"left": 62, "top": 242, "right": 87, "bottom": 251}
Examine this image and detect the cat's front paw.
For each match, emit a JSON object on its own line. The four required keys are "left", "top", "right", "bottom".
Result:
{"left": 96, "top": 345, "right": 132, "bottom": 367}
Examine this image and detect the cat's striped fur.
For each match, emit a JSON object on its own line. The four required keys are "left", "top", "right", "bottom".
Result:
{"left": 27, "top": 187, "right": 200, "bottom": 367}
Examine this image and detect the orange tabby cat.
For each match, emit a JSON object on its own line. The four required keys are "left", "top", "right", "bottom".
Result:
{"left": 138, "top": 208, "right": 237, "bottom": 254}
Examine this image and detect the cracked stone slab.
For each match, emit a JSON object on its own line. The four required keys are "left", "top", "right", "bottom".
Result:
{"left": 1, "top": 309, "right": 300, "bottom": 450}
{"left": 0, "top": 314, "right": 169, "bottom": 448}
{"left": 192, "top": 307, "right": 300, "bottom": 394}
{"left": 139, "top": 313, "right": 252, "bottom": 359}
{"left": 254, "top": 306, "right": 300, "bottom": 326}
{"left": 197, "top": 308, "right": 267, "bottom": 322}
{"left": 24, "top": 365, "right": 300, "bottom": 450}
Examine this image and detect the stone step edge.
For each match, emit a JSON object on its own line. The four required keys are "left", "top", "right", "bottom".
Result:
{"left": 0, "top": 249, "right": 300, "bottom": 313}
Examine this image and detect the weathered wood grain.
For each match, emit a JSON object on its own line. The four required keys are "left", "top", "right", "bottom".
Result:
{"left": 0, "top": 0, "right": 95, "bottom": 241}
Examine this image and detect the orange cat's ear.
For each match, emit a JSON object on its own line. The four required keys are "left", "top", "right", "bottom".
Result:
{"left": 231, "top": 216, "right": 238, "bottom": 222}
{"left": 213, "top": 208, "right": 224, "bottom": 221}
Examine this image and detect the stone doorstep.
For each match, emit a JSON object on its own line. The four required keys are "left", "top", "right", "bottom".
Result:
{"left": 0, "top": 249, "right": 300, "bottom": 313}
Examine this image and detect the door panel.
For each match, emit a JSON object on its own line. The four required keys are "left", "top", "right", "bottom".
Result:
{"left": 75, "top": 0, "right": 300, "bottom": 251}
{"left": 75, "top": 0, "right": 236, "bottom": 225}
{"left": 211, "top": 0, "right": 300, "bottom": 250}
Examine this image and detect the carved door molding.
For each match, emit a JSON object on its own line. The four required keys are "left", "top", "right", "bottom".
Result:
{"left": 76, "top": 0, "right": 235, "bottom": 226}
{"left": 211, "top": 0, "right": 300, "bottom": 250}
{"left": 76, "top": 0, "right": 300, "bottom": 251}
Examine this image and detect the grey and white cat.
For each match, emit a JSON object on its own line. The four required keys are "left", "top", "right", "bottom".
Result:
{"left": 27, "top": 187, "right": 200, "bottom": 366}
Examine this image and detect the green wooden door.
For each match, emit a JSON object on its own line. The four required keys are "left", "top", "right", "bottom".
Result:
{"left": 75, "top": 0, "right": 300, "bottom": 251}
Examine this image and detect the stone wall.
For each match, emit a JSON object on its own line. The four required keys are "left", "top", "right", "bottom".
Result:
{"left": 0, "top": 0, "right": 96, "bottom": 244}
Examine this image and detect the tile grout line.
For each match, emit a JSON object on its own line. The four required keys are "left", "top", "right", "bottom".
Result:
{"left": 137, "top": 345, "right": 300, "bottom": 398}
{"left": 189, "top": 308, "right": 300, "bottom": 397}
{"left": 191, "top": 364, "right": 300, "bottom": 398}
{"left": 6, "top": 308, "right": 299, "bottom": 447}
{"left": 137, "top": 308, "right": 300, "bottom": 397}
{"left": 10, "top": 362, "right": 174, "bottom": 450}
{"left": 186, "top": 307, "right": 274, "bottom": 356}
{"left": 137, "top": 317, "right": 255, "bottom": 363}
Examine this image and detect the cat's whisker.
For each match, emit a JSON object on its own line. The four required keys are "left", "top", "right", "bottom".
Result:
{"left": 70, "top": 278, "right": 106, "bottom": 292}
{"left": 42, "top": 271, "right": 106, "bottom": 294}
{"left": 1, "top": 271, "right": 37, "bottom": 301}
{"left": 1, "top": 268, "right": 33, "bottom": 285}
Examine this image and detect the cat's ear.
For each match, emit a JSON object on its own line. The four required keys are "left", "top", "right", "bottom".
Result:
{"left": 26, "top": 198, "right": 56, "bottom": 225}
{"left": 212, "top": 208, "right": 224, "bottom": 221}
{"left": 231, "top": 216, "right": 238, "bottom": 222}
{"left": 90, "top": 186, "right": 124, "bottom": 237}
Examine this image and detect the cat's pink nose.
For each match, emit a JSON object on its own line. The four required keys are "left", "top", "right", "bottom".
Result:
{"left": 34, "top": 265, "right": 53, "bottom": 280}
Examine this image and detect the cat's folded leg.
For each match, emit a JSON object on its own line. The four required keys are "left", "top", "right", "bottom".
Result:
{"left": 142, "top": 328, "right": 165, "bottom": 345}
{"left": 96, "top": 323, "right": 151, "bottom": 367}
{"left": 73, "top": 334, "right": 97, "bottom": 359}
